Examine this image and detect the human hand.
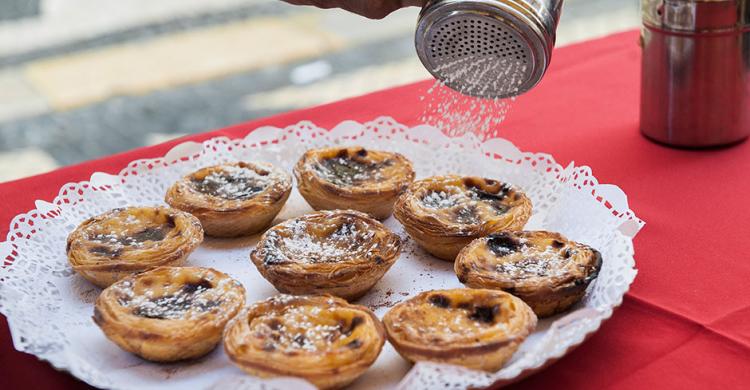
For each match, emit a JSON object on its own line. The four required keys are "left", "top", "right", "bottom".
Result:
{"left": 282, "top": 0, "right": 425, "bottom": 19}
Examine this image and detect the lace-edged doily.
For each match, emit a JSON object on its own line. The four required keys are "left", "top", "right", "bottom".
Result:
{"left": 0, "top": 117, "right": 642, "bottom": 389}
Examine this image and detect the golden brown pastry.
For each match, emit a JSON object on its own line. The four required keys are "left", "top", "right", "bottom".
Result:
{"left": 294, "top": 146, "right": 415, "bottom": 219}
{"left": 93, "top": 266, "right": 245, "bottom": 362}
{"left": 455, "top": 231, "right": 602, "bottom": 317}
{"left": 393, "top": 175, "right": 532, "bottom": 261}
{"left": 223, "top": 294, "right": 385, "bottom": 389}
{"left": 165, "top": 161, "right": 292, "bottom": 237}
{"left": 383, "top": 288, "right": 536, "bottom": 372}
{"left": 67, "top": 207, "right": 204, "bottom": 288}
{"left": 251, "top": 210, "right": 401, "bottom": 300}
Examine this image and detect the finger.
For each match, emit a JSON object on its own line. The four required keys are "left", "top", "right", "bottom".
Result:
{"left": 401, "top": 0, "right": 427, "bottom": 6}
{"left": 280, "top": 0, "right": 336, "bottom": 10}
{"left": 280, "top": 0, "right": 309, "bottom": 5}
{"left": 355, "top": 0, "right": 407, "bottom": 19}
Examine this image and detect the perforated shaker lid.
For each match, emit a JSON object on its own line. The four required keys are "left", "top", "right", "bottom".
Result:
{"left": 415, "top": 0, "right": 556, "bottom": 99}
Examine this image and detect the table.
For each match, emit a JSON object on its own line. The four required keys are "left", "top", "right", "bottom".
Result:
{"left": 2, "top": 30, "right": 749, "bottom": 389}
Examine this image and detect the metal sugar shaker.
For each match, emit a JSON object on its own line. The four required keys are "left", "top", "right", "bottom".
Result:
{"left": 415, "top": 0, "right": 564, "bottom": 99}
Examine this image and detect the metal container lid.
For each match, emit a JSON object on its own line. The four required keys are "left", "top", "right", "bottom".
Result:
{"left": 642, "top": 0, "right": 750, "bottom": 33}
{"left": 415, "top": 0, "right": 557, "bottom": 99}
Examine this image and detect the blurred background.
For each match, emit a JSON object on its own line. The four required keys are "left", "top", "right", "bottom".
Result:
{"left": 0, "top": 0, "right": 639, "bottom": 182}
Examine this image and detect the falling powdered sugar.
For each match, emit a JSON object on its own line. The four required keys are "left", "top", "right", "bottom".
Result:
{"left": 420, "top": 56, "right": 522, "bottom": 139}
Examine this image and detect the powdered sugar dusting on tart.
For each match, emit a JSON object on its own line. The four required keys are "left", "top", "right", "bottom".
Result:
{"left": 260, "top": 212, "right": 389, "bottom": 265}
{"left": 113, "top": 276, "right": 242, "bottom": 321}
{"left": 388, "top": 293, "right": 510, "bottom": 345}
{"left": 419, "top": 184, "right": 513, "bottom": 227}
{"left": 191, "top": 164, "right": 285, "bottom": 200}
{"left": 400, "top": 308, "right": 508, "bottom": 343}
{"left": 490, "top": 237, "right": 580, "bottom": 279}
{"left": 257, "top": 308, "right": 344, "bottom": 353}
{"left": 251, "top": 296, "right": 365, "bottom": 354}
{"left": 313, "top": 156, "right": 389, "bottom": 187}
{"left": 82, "top": 210, "right": 179, "bottom": 255}
{"left": 421, "top": 189, "right": 463, "bottom": 209}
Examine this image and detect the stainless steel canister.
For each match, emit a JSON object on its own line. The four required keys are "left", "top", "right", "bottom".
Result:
{"left": 640, "top": 0, "right": 750, "bottom": 147}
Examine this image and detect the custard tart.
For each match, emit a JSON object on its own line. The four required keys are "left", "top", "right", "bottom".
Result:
{"left": 393, "top": 175, "right": 532, "bottom": 261}
{"left": 455, "top": 231, "right": 602, "bottom": 317}
{"left": 383, "top": 288, "right": 536, "bottom": 372}
{"left": 294, "top": 146, "right": 415, "bottom": 219}
{"left": 224, "top": 294, "right": 385, "bottom": 390}
{"left": 165, "top": 161, "right": 292, "bottom": 237}
{"left": 67, "top": 207, "right": 204, "bottom": 288}
{"left": 251, "top": 210, "right": 401, "bottom": 300}
{"left": 93, "top": 266, "right": 245, "bottom": 362}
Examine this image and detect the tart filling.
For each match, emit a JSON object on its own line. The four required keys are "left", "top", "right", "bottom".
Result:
{"left": 383, "top": 288, "right": 536, "bottom": 372}
{"left": 455, "top": 231, "right": 602, "bottom": 317}
{"left": 190, "top": 165, "right": 272, "bottom": 200}
{"left": 224, "top": 295, "right": 385, "bottom": 390}
{"left": 294, "top": 146, "right": 415, "bottom": 219}
{"left": 165, "top": 161, "right": 291, "bottom": 237}
{"left": 315, "top": 150, "right": 392, "bottom": 186}
{"left": 251, "top": 210, "right": 401, "bottom": 300}
{"left": 394, "top": 175, "right": 532, "bottom": 260}
{"left": 94, "top": 266, "right": 245, "bottom": 362}
{"left": 67, "top": 207, "right": 203, "bottom": 287}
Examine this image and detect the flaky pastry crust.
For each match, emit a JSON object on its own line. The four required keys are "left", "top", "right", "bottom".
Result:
{"left": 165, "top": 161, "right": 291, "bottom": 237}
{"left": 294, "top": 146, "right": 415, "bottom": 219}
{"left": 383, "top": 288, "right": 536, "bottom": 372}
{"left": 251, "top": 210, "right": 401, "bottom": 300}
{"left": 67, "top": 207, "right": 204, "bottom": 288}
{"left": 223, "top": 294, "right": 385, "bottom": 389}
{"left": 455, "top": 231, "right": 602, "bottom": 317}
{"left": 393, "top": 176, "right": 532, "bottom": 261}
{"left": 93, "top": 266, "right": 245, "bottom": 362}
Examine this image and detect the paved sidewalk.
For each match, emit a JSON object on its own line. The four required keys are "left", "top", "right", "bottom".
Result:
{"left": 0, "top": 0, "right": 640, "bottom": 182}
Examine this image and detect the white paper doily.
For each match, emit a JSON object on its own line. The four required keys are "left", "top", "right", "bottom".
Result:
{"left": 0, "top": 117, "right": 643, "bottom": 390}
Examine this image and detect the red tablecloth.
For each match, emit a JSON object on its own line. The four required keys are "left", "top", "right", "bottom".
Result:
{"left": 2, "top": 30, "right": 749, "bottom": 389}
